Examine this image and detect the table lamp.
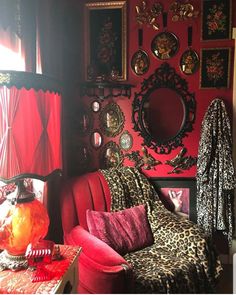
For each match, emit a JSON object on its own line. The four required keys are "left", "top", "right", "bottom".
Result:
{"left": 0, "top": 71, "right": 62, "bottom": 271}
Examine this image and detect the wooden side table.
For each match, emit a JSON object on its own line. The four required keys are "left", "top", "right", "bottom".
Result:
{"left": 0, "top": 245, "right": 81, "bottom": 294}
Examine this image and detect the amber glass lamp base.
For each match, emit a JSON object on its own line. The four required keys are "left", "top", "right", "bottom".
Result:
{"left": 0, "top": 250, "right": 28, "bottom": 271}
{"left": 0, "top": 180, "right": 49, "bottom": 271}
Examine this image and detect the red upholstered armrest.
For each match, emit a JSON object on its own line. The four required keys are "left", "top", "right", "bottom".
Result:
{"left": 65, "top": 226, "right": 133, "bottom": 293}
{"left": 65, "top": 225, "right": 129, "bottom": 268}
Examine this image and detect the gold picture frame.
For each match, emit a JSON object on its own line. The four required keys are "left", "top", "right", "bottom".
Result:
{"left": 84, "top": 1, "right": 127, "bottom": 81}
{"left": 100, "top": 141, "right": 124, "bottom": 169}
{"left": 99, "top": 102, "right": 125, "bottom": 137}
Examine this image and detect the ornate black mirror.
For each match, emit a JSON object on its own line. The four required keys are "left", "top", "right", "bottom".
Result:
{"left": 132, "top": 63, "right": 196, "bottom": 154}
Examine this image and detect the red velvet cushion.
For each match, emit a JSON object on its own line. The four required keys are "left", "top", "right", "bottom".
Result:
{"left": 86, "top": 204, "right": 154, "bottom": 255}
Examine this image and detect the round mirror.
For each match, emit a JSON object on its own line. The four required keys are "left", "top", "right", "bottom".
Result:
{"left": 91, "top": 130, "right": 103, "bottom": 149}
{"left": 143, "top": 88, "right": 185, "bottom": 142}
{"left": 132, "top": 63, "right": 196, "bottom": 154}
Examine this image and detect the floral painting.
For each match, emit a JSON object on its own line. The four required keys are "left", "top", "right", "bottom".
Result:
{"left": 180, "top": 49, "right": 199, "bottom": 75}
{"left": 200, "top": 48, "right": 231, "bottom": 88}
{"left": 85, "top": 1, "right": 127, "bottom": 81}
{"left": 202, "top": 0, "right": 231, "bottom": 40}
{"left": 151, "top": 32, "right": 179, "bottom": 60}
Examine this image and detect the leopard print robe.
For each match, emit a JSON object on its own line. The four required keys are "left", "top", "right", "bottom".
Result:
{"left": 100, "top": 166, "right": 222, "bottom": 293}
{"left": 197, "top": 98, "right": 236, "bottom": 246}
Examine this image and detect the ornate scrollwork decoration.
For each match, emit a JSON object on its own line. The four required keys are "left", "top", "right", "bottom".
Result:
{"left": 132, "top": 62, "right": 196, "bottom": 154}
{"left": 135, "top": 0, "right": 163, "bottom": 30}
{"left": 169, "top": 1, "right": 199, "bottom": 22}
{"left": 165, "top": 147, "right": 197, "bottom": 174}
{"left": 125, "top": 147, "right": 162, "bottom": 170}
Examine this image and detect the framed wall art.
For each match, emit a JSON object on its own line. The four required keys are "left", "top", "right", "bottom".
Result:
{"left": 180, "top": 49, "right": 199, "bottom": 75}
{"left": 201, "top": 0, "right": 232, "bottom": 41}
{"left": 150, "top": 177, "right": 196, "bottom": 223}
{"left": 99, "top": 102, "right": 125, "bottom": 137}
{"left": 151, "top": 32, "right": 179, "bottom": 60}
{"left": 200, "top": 48, "right": 231, "bottom": 89}
{"left": 131, "top": 49, "right": 150, "bottom": 76}
{"left": 100, "top": 141, "right": 124, "bottom": 169}
{"left": 119, "top": 130, "right": 133, "bottom": 151}
{"left": 84, "top": 1, "right": 127, "bottom": 81}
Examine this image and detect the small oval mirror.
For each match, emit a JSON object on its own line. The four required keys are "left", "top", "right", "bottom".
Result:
{"left": 91, "top": 130, "right": 103, "bottom": 149}
{"left": 91, "top": 100, "right": 101, "bottom": 112}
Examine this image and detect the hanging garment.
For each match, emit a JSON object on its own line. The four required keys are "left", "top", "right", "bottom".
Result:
{"left": 196, "top": 98, "right": 236, "bottom": 246}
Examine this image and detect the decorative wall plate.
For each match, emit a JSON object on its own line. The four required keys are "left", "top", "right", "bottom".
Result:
{"left": 99, "top": 102, "right": 125, "bottom": 137}
{"left": 180, "top": 49, "right": 199, "bottom": 75}
{"left": 100, "top": 141, "right": 123, "bottom": 169}
{"left": 131, "top": 49, "right": 150, "bottom": 76}
{"left": 119, "top": 130, "right": 133, "bottom": 151}
{"left": 151, "top": 32, "right": 179, "bottom": 60}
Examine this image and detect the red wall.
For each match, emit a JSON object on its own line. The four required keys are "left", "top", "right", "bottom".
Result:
{"left": 66, "top": 0, "right": 236, "bottom": 179}
{"left": 127, "top": 0, "right": 235, "bottom": 178}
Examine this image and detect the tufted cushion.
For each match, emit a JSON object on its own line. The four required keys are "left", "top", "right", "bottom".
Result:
{"left": 86, "top": 204, "right": 154, "bottom": 255}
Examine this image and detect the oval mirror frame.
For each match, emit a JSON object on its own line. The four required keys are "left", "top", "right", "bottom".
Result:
{"left": 99, "top": 102, "right": 125, "bottom": 137}
{"left": 132, "top": 63, "right": 196, "bottom": 154}
{"left": 91, "top": 100, "right": 101, "bottom": 112}
{"left": 100, "top": 141, "right": 124, "bottom": 169}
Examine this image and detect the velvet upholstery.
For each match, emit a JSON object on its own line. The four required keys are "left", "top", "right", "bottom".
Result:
{"left": 60, "top": 171, "right": 132, "bottom": 293}
{"left": 60, "top": 169, "right": 221, "bottom": 293}
{"left": 86, "top": 204, "right": 154, "bottom": 255}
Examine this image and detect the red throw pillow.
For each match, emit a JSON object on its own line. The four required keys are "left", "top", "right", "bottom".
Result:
{"left": 86, "top": 204, "right": 154, "bottom": 255}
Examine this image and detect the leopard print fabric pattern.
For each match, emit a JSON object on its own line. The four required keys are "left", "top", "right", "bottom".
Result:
{"left": 100, "top": 166, "right": 222, "bottom": 293}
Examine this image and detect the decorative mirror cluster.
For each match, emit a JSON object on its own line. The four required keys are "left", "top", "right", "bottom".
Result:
{"left": 99, "top": 102, "right": 125, "bottom": 137}
{"left": 132, "top": 63, "right": 196, "bottom": 154}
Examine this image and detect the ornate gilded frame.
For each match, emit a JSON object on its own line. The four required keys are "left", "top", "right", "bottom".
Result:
{"left": 84, "top": 1, "right": 127, "bottom": 81}
{"left": 99, "top": 102, "right": 125, "bottom": 137}
{"left": 100, "top": 141, "right": 124, "bottom": 169}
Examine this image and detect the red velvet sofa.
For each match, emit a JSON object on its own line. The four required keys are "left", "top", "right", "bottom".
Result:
{"left": 60, "top": 168, "right": 222, "bottom": 294}
{"left": 60, "top": 171, "right": 133, "bottom": 293}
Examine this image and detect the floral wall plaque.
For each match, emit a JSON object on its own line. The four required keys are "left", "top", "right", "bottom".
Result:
{"left": 201, "top": 0, "right": 232, "bottom": 40}
{"left": 200, "top": 48, "right": 231, "bottom": 89}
